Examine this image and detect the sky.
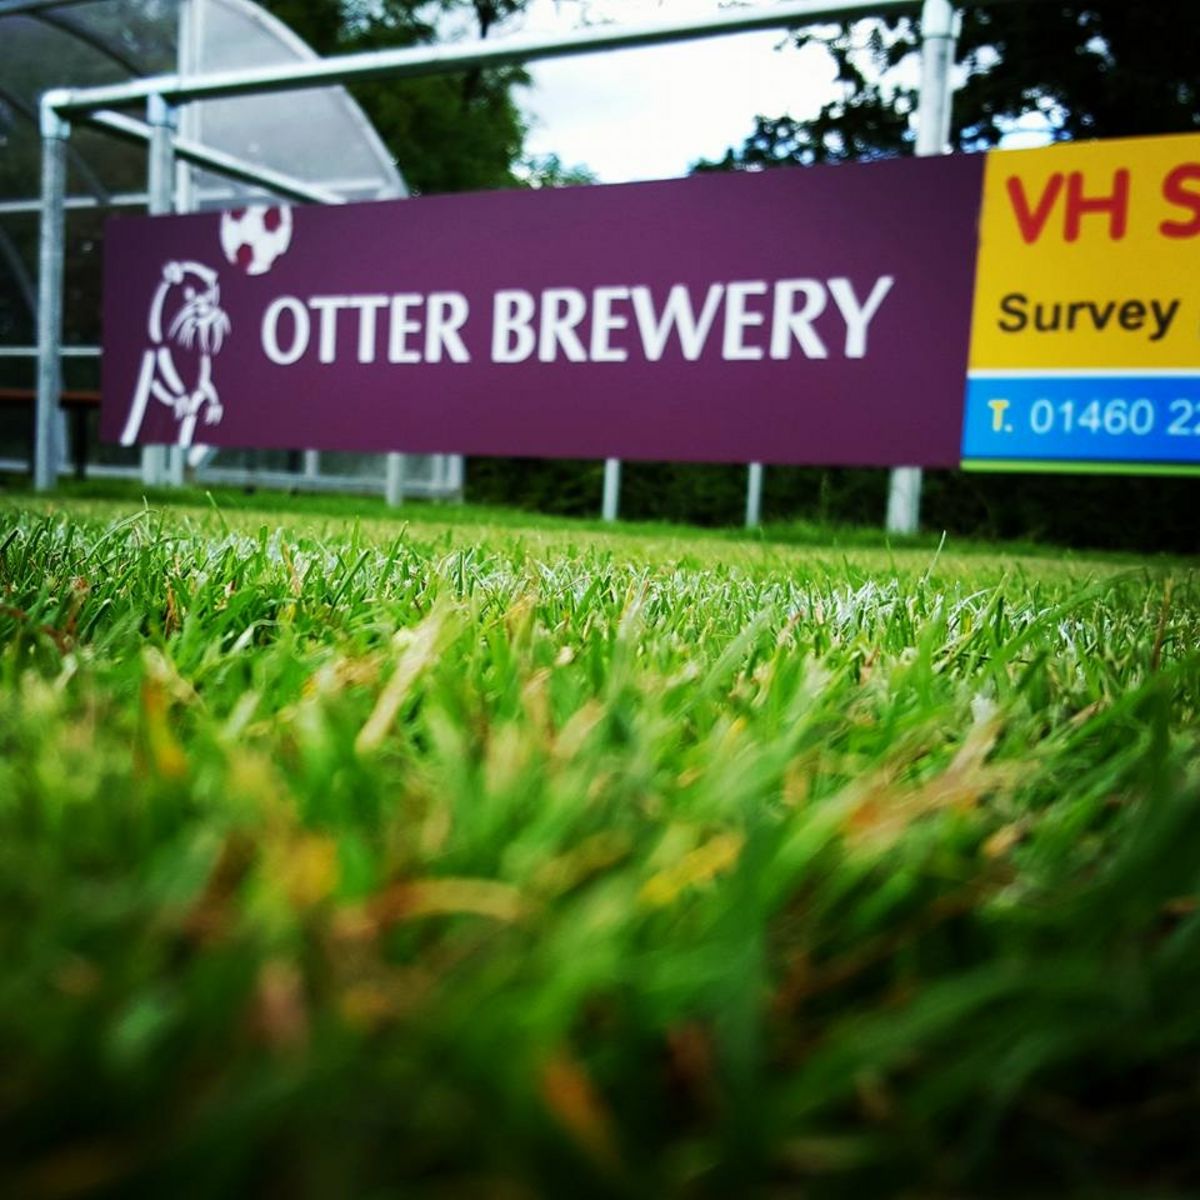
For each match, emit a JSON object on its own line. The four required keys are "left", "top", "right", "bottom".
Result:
{"left": 472, "top": 1, "right": 1055, "bottom": 185}
{"left": 503, "top": 0, "right": 850, "bottom": 184}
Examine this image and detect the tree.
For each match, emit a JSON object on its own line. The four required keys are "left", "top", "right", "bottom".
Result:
{"left": 694, "top": 1, "right": 1200, "bottom": 170}
{"left": 260, "top": 0, "right": 531, "bottom": 194}
{"left": 514, "top": 153, "right": 598, "bottom": 189}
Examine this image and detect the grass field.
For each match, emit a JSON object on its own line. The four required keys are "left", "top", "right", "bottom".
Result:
{"left": 1, "top": 490, "right": 1198, "bottom": 1198}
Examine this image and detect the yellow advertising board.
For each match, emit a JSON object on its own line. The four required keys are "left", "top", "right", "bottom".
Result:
{"left": 962, "top": 132, "right": 1200, "bottom": 473}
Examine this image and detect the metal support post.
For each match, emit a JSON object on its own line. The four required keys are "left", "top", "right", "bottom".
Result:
{"left": 33, "top": 98, "right": 69, "bottom": 492}
{"left": 175, "top": 0, "right": 201, "bottom": 219}
{"left": 886, "top": 0, "right": 957, "bottom": 535}
{"left": 447, "top": 454, "right": 464, "bottom": 501}
{"left": 601, "top": 457, "right": 621, "bottom": 522}
{"left": 385, "top": 453, "right": 406, "bottom": 506}
{"left": 884, "top": 463, "right": 925, "bottom": 539}
{"left": 164, "top": 448, "right": 185, "bottom": 494}
{"left": 166, "top": 0, "right": 201, "bottom": 487}
{"left": 745, "top": 462, "right": 764, "bottom": 528}
{"left": 141, "top": 92, "right": 177, "bottom": 487}
{"left": 915, "top": 0, "right": 957, "bottom": 155}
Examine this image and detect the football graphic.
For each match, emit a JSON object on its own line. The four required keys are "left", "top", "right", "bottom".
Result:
{"left": 219, "top": 204, "right": 294, "bottom": 276}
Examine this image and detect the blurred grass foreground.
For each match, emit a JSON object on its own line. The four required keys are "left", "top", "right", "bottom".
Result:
{"left": 1, "top": 494, "right": 1198, "bottom": 1198}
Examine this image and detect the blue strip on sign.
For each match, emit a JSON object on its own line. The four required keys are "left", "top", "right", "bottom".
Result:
{"left": 962, "top": 375, "right": 1200, "bottom": 465}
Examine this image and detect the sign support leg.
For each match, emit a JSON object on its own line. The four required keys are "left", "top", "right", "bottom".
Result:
{"left": 33, "top": 100, "right": 69, "bottom": 493}
{"left": 447, "top": 454, "right": 464, "bottom": 502}
{"left": 886, "top": 0, "right": 958, "bottom": 535}
{"left": 602, "top": 457, "right": 621, "bottom": 522}
{"left": 166, "top": 0, "right": 204, "bottom": 487}
{"left": 745, "top": 462, "right": 764, "bottom": 528}
{"left": 385, "top": 453, "right": 406, "bottom": 506}
{"left": 142, "top": 92, "right": 177, "bottom": 488}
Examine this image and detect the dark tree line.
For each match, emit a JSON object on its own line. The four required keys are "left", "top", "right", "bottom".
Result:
{"left": 696, "top": 0, "right": 1199, "bottom": 170}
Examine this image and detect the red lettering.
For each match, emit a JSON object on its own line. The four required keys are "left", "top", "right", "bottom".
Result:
{"left": 1064, "top": 168, "right": 1130, "bottom": 241}
{"left": 1006, "top": 173, "right": 1064, "bottom": 244}
{"left": 1160, "top": 163, "right": 1200, "bottom": 238}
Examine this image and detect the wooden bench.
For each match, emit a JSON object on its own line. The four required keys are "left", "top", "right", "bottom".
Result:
{"left": 0, "top": 387, "right": 101, "bottom": 480}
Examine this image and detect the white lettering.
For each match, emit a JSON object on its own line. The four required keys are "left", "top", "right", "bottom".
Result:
{"left": 722, "top": 280, "right": 768, "bottom": 361}
{"left": 539, "top": 288, "right": 588, "bottom": 363}
{"left": 262, "top": 296, "right": 310, "bottom": 365}
{"left": 770, "top": 280, "right": 828, "bottom": 360}
{"left": 631, "top": 284, "right": 724, "bottom": 362}
{"left": 262, "top": 277, "right": 894, "bottom": 371}
{"left": 590, "top": 287, "right": 630, "bottom": 363}
{"left": 425, "top": 292, "right": 470, "bottom": 363}
{"left": 493, "top": 290, "right": 536, "bottom": 363}
{"left": 388, "top": 294, "right": 423, "bottom": 364}
{"left": 829, "top": 275, "right": 894, "bottom": 358}
{"left": 309, "top": 296, "right": 348, "bottom": 364}
{"left": 349, "top": 295, "right": 389, "bottom": 364}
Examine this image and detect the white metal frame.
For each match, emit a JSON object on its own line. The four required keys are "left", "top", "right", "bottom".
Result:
{"left": 30, "top": 0, "right": 960, "bottom": 530}
{"left": 885, "top": 0, "right": 958, "bottom": 534}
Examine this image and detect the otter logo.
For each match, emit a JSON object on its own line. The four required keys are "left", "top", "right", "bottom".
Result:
{"left": 120, "top": 261, "right": 231, "bottom": 449}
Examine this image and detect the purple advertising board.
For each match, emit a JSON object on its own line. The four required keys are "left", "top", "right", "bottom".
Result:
{"left": 102, "top": 155, "right": 984, "bottom": 466}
